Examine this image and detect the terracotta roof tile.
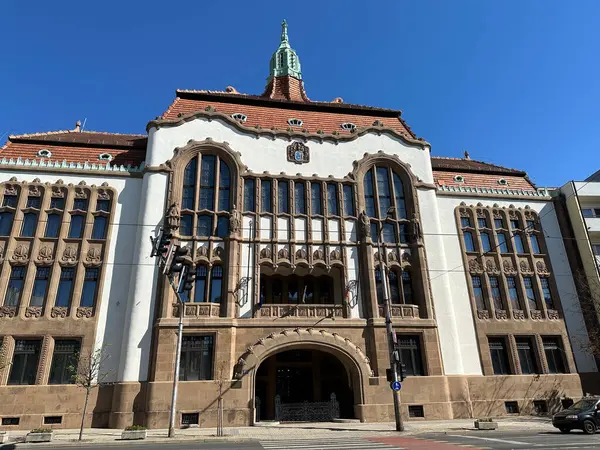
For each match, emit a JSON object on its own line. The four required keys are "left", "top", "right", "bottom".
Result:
{"left": 433, "top": 170, "right": 535, "bottom": 191}
{"left": 430, "top": 157, "right": 526, "bottom": 175}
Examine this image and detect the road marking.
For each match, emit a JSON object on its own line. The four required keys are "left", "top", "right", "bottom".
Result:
{"left": 448, "top": 434, "right": 531, "bottom": 445}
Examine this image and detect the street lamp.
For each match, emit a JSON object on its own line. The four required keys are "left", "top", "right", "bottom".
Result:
{"left": 376, "top": 206, "right": 405, "bottom": 432}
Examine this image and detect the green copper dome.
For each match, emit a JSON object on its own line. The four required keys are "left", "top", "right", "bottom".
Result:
{"left": 267, "top": 20, "right": 302, "bottom": 82}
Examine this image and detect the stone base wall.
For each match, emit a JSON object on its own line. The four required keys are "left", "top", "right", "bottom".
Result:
{"left": 1, "top": 373, "right": 593, "bottom": 430}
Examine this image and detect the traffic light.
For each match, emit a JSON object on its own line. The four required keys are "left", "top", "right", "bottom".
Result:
{"left": 169, "top": 246, "right": 189, "bottom": 274}
{"left": 178, "top": 264, "right": 195, "bottom": 293}
{"left": 151, "top": 229, "right": 172, "bottom": 257}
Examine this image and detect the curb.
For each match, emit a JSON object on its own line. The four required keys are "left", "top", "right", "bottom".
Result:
{"left": 1, "top": 436, "right": 258, "bottom": 448}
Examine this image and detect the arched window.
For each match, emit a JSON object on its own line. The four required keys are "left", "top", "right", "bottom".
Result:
{"left": 375, "top": 268, "right": 384, "bottom": 304}
{"left": 389, "top": 270, "right": 402, "bottom": 304}
{"left": 481, "top": 232, "right": 492, "bottom": 252}
{"left": 463, "top": 231, "right": 475, "bottom": 252}
{"left": 181, "top": 154, "right": 233, "bottom": 238}
{"left": 363, "top": 166, "right": 408, "bottom": 220}
{"left": 194, "top": 265, "right": 208, "bottom": 303}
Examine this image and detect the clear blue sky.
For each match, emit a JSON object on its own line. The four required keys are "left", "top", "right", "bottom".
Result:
{"left": 2, "top": 0, "right": 598, "bottom": 186}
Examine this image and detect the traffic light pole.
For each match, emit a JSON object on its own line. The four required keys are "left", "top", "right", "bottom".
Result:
{"left": 377, "top": 231, "right": 405, "bottom": 432}
{"left": 167, "top": 274, "right": 184, "bottom": 438}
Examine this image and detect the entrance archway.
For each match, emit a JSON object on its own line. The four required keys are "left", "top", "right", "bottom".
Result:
{"left": 255, "top": 348, "right": 354, "bottom": 421}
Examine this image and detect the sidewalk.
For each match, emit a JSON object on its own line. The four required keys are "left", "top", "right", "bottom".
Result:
{"left": 1, "top": 417, "right": 555, "bottom": 446}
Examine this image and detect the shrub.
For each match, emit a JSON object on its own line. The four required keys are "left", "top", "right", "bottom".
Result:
{"left": 124, "top": 425, "right": 146, "bottom": 431}
{"left": 30, "top": 428, "right": 52, "bottom": 434}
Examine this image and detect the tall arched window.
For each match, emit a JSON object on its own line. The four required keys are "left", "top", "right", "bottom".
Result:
{"left": 180, "top": 154, "right": 232, "bottom": 238}
{"left": 363, "top": 166, "right": 408, "bottom": 220}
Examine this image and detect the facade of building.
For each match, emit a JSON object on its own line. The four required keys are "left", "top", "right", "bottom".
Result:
{"left": 0, "top": 22, "right": 597, "bottom": 430}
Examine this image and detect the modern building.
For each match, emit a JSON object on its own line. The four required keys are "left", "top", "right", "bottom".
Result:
{"left": 0, "top": 21, "right": 597, "bottom": 431}
{"left": 554, "top": 171, "right": 600, "bottom": 377}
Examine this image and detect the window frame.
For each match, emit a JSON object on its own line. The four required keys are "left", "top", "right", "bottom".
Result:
{"left": 488, "top": 337, "right": 511, "bottom": 375}
{"left": 179, "top": 335, "right": 215, "bottom": 381}
{"left": 8, "top": 339, "right": 42, "bottom": 385}
{"left": 48, "top": 339, "right": 81, "bottom": 385}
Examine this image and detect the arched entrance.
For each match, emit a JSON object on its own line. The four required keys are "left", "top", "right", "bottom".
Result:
{"left": 255, "top": 348, "right": 354, "bottom": 421}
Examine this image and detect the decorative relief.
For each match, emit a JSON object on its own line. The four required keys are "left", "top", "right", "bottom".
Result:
{"left": 410, "top": 213, "right": 422, "bottom": 242}
{"left": 260, "top": 247, "right": 272, "bottom": 259}
{"left": 503, "top": 260, "right": 516, "bottom": 274}
{"left": 278, "top": 247, "right": 290, "bottom": 260}
{"left": 459, "top": 208, "right": 469, "bottom": 218}
{"left": 287, "top": 141, "right": 310, "bottom": 164}
{"left": 530, "top": 309, "right": 543, "bottom": 320}
{"left": 259, "top": 304, "right": 343, "bottom": 319}
{"left": 485, "top": 260, "right": 499, "bottom": 274}
{"left": 0, "top": 306, "right": 17, "bottom": 318}
{"left": 97, "top": 188, "right": 111, "bottom": 200}
{"left": 477, "top": 310, "right": 490, "bottom": 320}
{"left": 547, "top": 309, "right": 559, "bottom": 320}
{"left": 519, "top": 260, "right": 532, "bottom": 273}
{"left": 468, "top": 258, "right": 483, "bottom": 273}
{"left": 61, "top": 246, "right": 78, "bottom": 265}
{"left": 495, "top": 309, "right": 508, "bottom": 320}
{"left": 229, "top": 206, "right": 241, "bottom": 235}
{"left": 74, "top": 187, "right": 87, "bottom": 199}
{"left": 86, "top": 247, "right": 102, "bottom": 265}
{"left": 51, "top": 186, "right": 65, "bottom": 197}
{"left": 28, "top": 185, "right": 41, "bottom": 197}
{"left": 401, "top": 252, "right": 411, "bottom": 264}
{"left": 36, "top": 246, "right": 54, "bottom": 264}
{"left": 50, "top": 307, "right": 68, "bottom": 318}
{"left": 25, "top": 306, "right": 43, "bottom": 318}
{"left": 197, "top": 245, "right": 209, "bottom": 258}
{"left": 358, "top": 211, "right": 370, "bottom": 240}
{"left": 387, "top": 250, "right": 398, "bottom": 262}
{"left": 330, "top": 249, "right": 342, "bottom": 261}
{"left": 313, "top": 249, "right": 324, "bottom": 261}
{"left": 212, "top": 246, "right": 224, "bottom": 258}
{"left": 11, "top": 244, "right": 29, "bottom": 264}
{"left": 76, "top": 307, "right": 93, "bottom": 319}
{"left": 513, "top": 309, "right": 525, "bottom": 320}
{"left": 295, "top": 249, "right": 307, "bottom": 260}
{"left": 3, "top": 184, "right": 17, "bottom": 196}
{"left": 165, "top": 203, "right": 180, "bottom": 230}
{"left": 476, "top": 209, "right": 486, "bottom": 218}
{"left": 378, "top": 304, "right": 420, "bottom": 319}
{"left": 535, "top": 261, "right": 549, "bottom": 274}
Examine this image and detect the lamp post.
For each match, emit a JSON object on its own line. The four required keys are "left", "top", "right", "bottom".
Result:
{"left": 167, "top": 275, "right": 185, "bottom": 438}
{"left": 376, "top": 206, "right": 404, "bottom": 432}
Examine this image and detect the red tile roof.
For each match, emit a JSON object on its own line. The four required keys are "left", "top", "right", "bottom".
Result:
{"left": 161, "top": 90, "right": 417, "bottom": 138}
{"left": 1, "top": 130, "right": 147, "bottom": 167}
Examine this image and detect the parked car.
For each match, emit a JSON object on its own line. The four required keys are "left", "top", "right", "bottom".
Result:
{"left": 552, "top": 397, "right": 600, "bottom": 434}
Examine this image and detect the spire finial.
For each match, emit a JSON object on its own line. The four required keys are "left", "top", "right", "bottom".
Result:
{"left": 281, "top": 19, "right": 288, "bottom": 43}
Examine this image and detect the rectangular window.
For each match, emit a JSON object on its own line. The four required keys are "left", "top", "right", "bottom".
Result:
{"left": 311, "top": 183, "right": 322, "bottom": 215}
{"left": 5, "top": 266, "right": 26, "bottom": 307}
{"left": 30, "top": 267, "right": 50, "bottom": 307}
{"left": 8, "top": 339, "right": 42, "bottom": 385}
{"left": 91, "top": 216, "right": 107, "bottom": 239}
{"left": 343, "top": 185, "right": 355, "bottom": 216}
{"left": 364, "top": 171, "right": 375, "bottom": 217}
{"left": 294, "top": 182, "right": 306, "bottom": 214}
{"left": 21, "top": 213, "right": 38, "bottom": 237}
{"left": 540, "top": 278, "right": 554, "bottom": 309}
{"left": 402, "top": 271, "right": 413, "bottom": 304}
{"left": 50, "top": 197, "right": 65, "bottom": 210}
{"left": 516, "top": 338, "right": 539, "bottom": 374}
{"left": 45, "top": 213, "right": 61, "bottom": 238}
{"left": 510, "top": 219, "right": 520, "bottom": 229}
{"left": 494, "top": 218, "right": 504, "bottom": 229}
{"left": 399, "top": 223, "right": 409, "bottom": 244}
{"left": 463, "top": 231, "right": 475, "bottom": 252}
{"left": 582, "top": 208, "right": 594, "bottom": 218}
{"left": 471, "top": 275, "right": 485, "bottom": 311}
{"left": 488, "top": 338, "right": 511, "bottom": 375}
{"left": 327, "top": 184, "right": 338, "bottom": 216}
{"left": 543, "top": 338, "right": 567, "bottom": 374}
{"left": 371, "top": 223, "right": 378, "bottom": 243}
{"left": 507, "top": 276, "right": 521, "bottom": 309}
{"left": 505, "top": 401, "right": 520, "bottom": 414}
{"left": 278, "top": 181, "right": 289, "bottom": 214}
{"left": 376, "top": 167, "right": 392, "bottom": 218}
{"left": 26, "top": 196, "right": 41, "bottom": 209}
{"left": 44, "top": 416, "right": 63, "bottom": 425}
{"left": 68, "top": 214, "right": 84, "bottom": 238}
{"left": 397, "top": 335, "right": 424, "bottom": 376}
{"left": 393, "top": 173, "right": 407, "bottom": 219}
{"left": 243, "top": 179, "right": 256, "bottom": 212}
{"left": 199, "top": 155, "right": 216, "bottom": 210}
{"left": 497, "top": 232, "right": 509, "bottom": 252}
{"left": 461, "top": 217, "right": 471, "bottom": 228}
{"left": 194, "top": 266, "right": 207, "bottom": 303}
{"left": 180, "top": 335, "right": 214, "bottom": 381}
{"left": 489, "top": 276, "right": 503, "bottom": 310}
{"left": 49, "top": 339, "right": 80, "bottom": 384}
{"left": 530, "top": 234, "right": 542, "bottom": 254}
{"left": 261, "top": 180, "right": 272, "bottom": 213}
{"left": 2, "top": 194, "right": 17, "bottom": 208}
{"left": 197, "top": 215, "right": 213, "bottom": 237}
{"left": 513, "top": 234, "right": 525, "bottom": 253}
{"left": 73, "top": 198, "right": 88, "bottom": 211}
{"left": 55, "top": 268, "right": 75, "bottom": 307}
{"left": 481, "top": 233, "right": 492, "bottom": 252}
{"left": 593, "top": 244, "right": 600, "bottom": 256}
{"left": 96, "top": 199, "right": 110, "bottom": 212}
{"left": 210, "top": 266, "right": 223, "bottom": 303}
{"left": 408, "top": 405, "right": 424, "bottom": 418}
{"left": 1, "top": 417, "right": 19, "bottom": 426}
{"left": 216, "top": 216, "right": 229, "bottom": 238}
{"left": 80, "top": 268, "right": 99, "bottom": 308}
{"left": 523, "top": 277, "right": 537, "bottom": 310}
{"left": 477, "top": 218, "right": 487, "bottom": 228}
{"left": 180, "top": 214, "right": 192, "bottom": 236}
{"left": 0, "top": 211, "right": 14, "bottom": 235}
{"left": 182, "top": 413, "right": 199, "bottom": 426}
{"left": 383, "top": 223, "right": 396, "bottom": 243}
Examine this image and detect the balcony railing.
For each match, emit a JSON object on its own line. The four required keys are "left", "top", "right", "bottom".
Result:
{"left": 172, "top": 302, "right": 221, "bottom": 318}
{"left": 258, "top": 303, "right": 345, "bottom": 318}
{"left": 378, "top": 303, "right": 420, "bottom": 319}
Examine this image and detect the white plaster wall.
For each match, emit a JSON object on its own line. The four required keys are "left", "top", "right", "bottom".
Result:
{"left": 434, "top": 194, "right": 597, "bottom": 374}
{"left": 148, "top": 119, "right": 432, "bottom": 183}
{"left": 0, "top": 170, "right": 142, "bottom": 380}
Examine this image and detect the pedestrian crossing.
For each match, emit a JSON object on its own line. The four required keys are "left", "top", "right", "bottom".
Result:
{"left": 260, "top": 437, "right": 401, "bottom": 449}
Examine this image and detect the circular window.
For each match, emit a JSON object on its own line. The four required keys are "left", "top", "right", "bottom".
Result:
{"left": 98, "top": 153, "right": 113, "bottom": 161}
{"left": 498, "top": 178, "right": 508, "bottom": 186}
{"left": 37, "top": 149, "right": 52, "bottom": 158}
{"left": 453, "top": 175, "right": 465, "bottom": 183}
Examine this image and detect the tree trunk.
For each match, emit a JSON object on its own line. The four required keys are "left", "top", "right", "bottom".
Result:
{"left": 79, "top": 388, "right": 91, "bottom": 441}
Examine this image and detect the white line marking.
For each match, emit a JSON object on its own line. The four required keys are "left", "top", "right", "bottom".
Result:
{"left": 448, "top": 434, "right": 532, "bottom": 445}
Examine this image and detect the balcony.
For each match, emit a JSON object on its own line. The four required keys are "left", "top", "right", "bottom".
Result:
{"left": 585, "top": 217, "right": 600, "bottom": 234}
{"left": 378, "top": 303, "right": 420, "bottom": 319}
{"left": 258, "top": 304, "right": 345, "bottom": 318}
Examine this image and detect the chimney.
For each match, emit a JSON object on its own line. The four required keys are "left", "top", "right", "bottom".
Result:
{"left": 74, "top": 120, "right": 81, "bottom": 132}
{"left": 464, "top": 151, "right": 470, "bottom": 160}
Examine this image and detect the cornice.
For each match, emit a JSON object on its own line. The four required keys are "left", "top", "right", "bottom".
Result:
{"left": 437, "top": 184, "right": 551, "bottom": 200}
{"left": 147, "top": 108, "right": 430, "bottom": 149}
{"left": 0, "top": 157, "right": 144, "bottom": 178}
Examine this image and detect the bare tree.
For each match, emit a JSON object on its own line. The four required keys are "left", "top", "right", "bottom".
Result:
{"left": 67, "top": 347, "right": 112, "bottom": 441}
{"left": 571, "top": 270, "right": 600, "bottom": 358}
{"left": 215, "top": 363, "right": 226, "bottom": 437}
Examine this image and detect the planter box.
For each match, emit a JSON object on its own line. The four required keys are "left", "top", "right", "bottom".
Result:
{"left": 474, "top": 420, "right": 498, "bottom": 430}
{"left": 121, "top": 430, "right": 147, "bottom": 440}
{"left": 25, "top": 432, "right": 53, "bottom": 443}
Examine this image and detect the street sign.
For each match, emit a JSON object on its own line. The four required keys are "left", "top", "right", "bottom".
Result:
{"left": 391, "top": 381, "right": 402, "bottom": 391}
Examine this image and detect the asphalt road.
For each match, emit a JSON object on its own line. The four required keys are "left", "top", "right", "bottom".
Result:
{"left": 418, "top": 430, "right": 600, "bottom": 449}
